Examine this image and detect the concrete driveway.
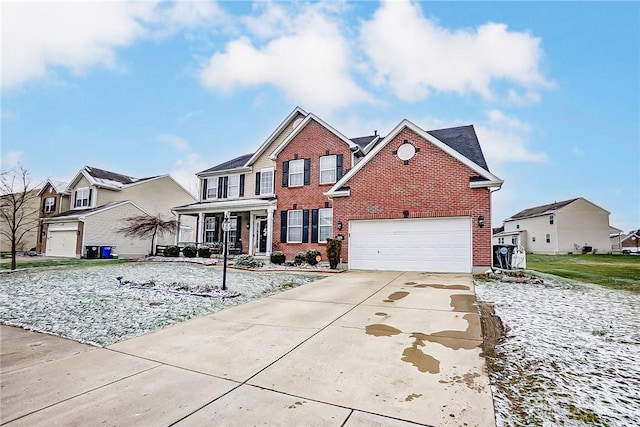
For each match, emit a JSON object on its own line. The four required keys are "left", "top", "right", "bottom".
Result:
{"left": 1, "top": 271, "right": 495, "bottom": 426}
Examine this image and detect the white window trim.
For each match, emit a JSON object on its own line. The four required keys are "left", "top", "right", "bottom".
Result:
{"left": 287, "top": 210, "right": 303, "bottom": 243}
{"left": 73, "top": 187, "right": 91, "bottom": 209}
{"left": 227, "top": 175, "right": 240, "bottom": 199}
{"left": 319, "top": 155, "right": 337, "bottom": 184}
{"left": 260, "top": 167, "right": 274, "bottom": 195}
{"left": 288, "top": 159, "right": 304, "bottom": 187}
{"left": 204, "top": 217, "right": 217, "bottom": 244}
{"left": 44, "top": 197, "right": 55, "bottom": 213}
{"left": 206, "top": 177, "right": 218, "bottom": 200}
{"left": 228, "top": 215, "right": 238, "bottom": 243}
{"left": 318, "top": 208, "right": 333, "bottom": 243}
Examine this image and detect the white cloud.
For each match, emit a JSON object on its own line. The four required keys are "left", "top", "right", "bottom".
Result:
{"left": 199, "top": 2, "right": 371, "bottom": 115}
{"left": 0, "top": 151, "right": 24, "bottom": 170}
{"left": 360, "top": 0, "right": 551, "bottom": 101}
{"left": 171, "top": 153, "right": 207, "bottom": 197}
{"left": 474, "top": 110, "right": 547, "bottom": 165}
{"left": 1, "top": 0, "right": 223, "bottom": 89}
{"left": 157, "top": 134, "right": 190, "bottom": 151}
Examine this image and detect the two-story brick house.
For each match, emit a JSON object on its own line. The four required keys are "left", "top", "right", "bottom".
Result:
{"left": 42, "top": 166, "right": 197, "bottom": 258}
{"left": 176, "top": 107, "right": 502, "bottom": 273}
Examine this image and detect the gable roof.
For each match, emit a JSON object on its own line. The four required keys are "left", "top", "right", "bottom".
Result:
{"left": 507, "top": 198, "right": 579, "bottom": 221}
{"left": 269, "top": 113, "right": 359, "bottom": 160}
{"left": 326, "top": 119, "right": 502, "bottom": 197}
{"left": 37, "top": 179, "right": 69, "bottom": 196}
{"left": 67, "top": 166, "right": 162, "bottom": 192}
{"left": 244, "top": 107, "right": 308, "bottom": 167}
{"left": 427, "top": 125, "right": 488, "bottom": 171}
{"left": 198, "top": 153, "right": 253, "bottom": 175}
{"left": 44, "top": 200, "right": 147, "bottom": 221}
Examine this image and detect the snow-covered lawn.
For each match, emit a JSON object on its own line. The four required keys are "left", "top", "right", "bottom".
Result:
{"left": 0, "top": 262, "right": 325, "bottom": 347}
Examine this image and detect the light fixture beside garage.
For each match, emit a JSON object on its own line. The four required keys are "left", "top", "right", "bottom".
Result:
{"left": 478, "top": 216, "right": 485, "bottom": 228}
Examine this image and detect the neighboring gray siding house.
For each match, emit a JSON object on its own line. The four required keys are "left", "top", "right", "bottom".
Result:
{"left": 42, "top": 166, "right": 197, "bottom": 258}
{"left": 494, "top": 197, "right": 616, "bottom": 254}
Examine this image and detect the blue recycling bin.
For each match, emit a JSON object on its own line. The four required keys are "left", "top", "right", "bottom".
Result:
{"left": 100, "top": 246, "right": 112, "bottom": 259}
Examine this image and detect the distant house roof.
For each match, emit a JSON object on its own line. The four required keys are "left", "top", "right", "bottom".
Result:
{"left": 198, "top": 154, "right": 253, "bottom": 175}
{"left": 37, "top": 179, "right": 69, "bottom": 196}
{"left": 508, "top": 198, "right": 579, "bottom": 221}
{"left": 427, "top": 125, "right": 488, "bottom": 171}
{"left": 84, "top": 166, "right": 138, "bottom": 185}
{"left": 45, "top": 201, "right": 140, "bottom": 220}
{"left": 350, "top": 135, "right": 377, "bottom": 149}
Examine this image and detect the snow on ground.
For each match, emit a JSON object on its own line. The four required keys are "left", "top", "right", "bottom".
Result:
{"left": 476, "top": 276, "right": 640, "bottom": 427}
{"left": 0, "top": 262, "right": 324, "bottom": 347}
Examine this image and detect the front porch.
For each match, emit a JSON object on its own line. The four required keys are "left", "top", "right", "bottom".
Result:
{"left": 174, "top": 198, "right": 277, "bottom": 257}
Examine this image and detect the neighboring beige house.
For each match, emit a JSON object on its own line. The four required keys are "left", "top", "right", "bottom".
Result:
{"left": 0, "top": 189, "right": 40, "bottom": 254}
{"left": 35, "top": 179, "right": 69, "bottom": 253}
{"left": 42, "top": 166, "right": 197, "bottom": 258}
{"left": 493, "top": 197, "right": 618, "bottom": 254}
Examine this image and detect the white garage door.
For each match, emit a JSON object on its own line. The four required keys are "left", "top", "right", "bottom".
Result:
{"left": 46, "top": 230, "right": 77, "bottom": 257}
{"left": 349, "top": 217, "right": 472, "bottom": 272}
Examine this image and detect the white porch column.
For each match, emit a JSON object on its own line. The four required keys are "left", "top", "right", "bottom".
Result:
{"left": 175, "top": 214, "right": 182, "bottom": 244}
{"left": 248, "top": 211, "right": 255, "bottom": 256}
{"left": 266, "top": 206, "right": 275, "bottom": 257}
{"left": 197, "top": 212, "right": 204, "bottom": 244}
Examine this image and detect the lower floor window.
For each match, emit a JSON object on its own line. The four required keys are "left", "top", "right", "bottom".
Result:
{"left": 204, "top": 217, "right": 216, "bottom": 244}
{"left": 546, "top": 234, "right": 551, "bottom": 243}
{"left": 318, "top": 208, "right": 333, "bottom": 242}
{"left": 287, "top": 210, "right": 303, "bottom": 243}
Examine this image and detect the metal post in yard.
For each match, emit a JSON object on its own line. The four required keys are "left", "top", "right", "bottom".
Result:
{"left": 221, "top": 211, "right": 230, "bottom": 291}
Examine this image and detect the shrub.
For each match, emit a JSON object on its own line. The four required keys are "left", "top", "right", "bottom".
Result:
{"left": 234, "top": 254, "right": 261, "bottom": 269}
{"left": 198, "top": 246, "right": 211, "bottom": 258}
{"left": 305, "top": 249, "right": 320, "bottom": 266}
{"left": 326, "top": 238, "right": 342, "bottom": 269}
{"left": 294, "top": 251, "right": 306, "bottom": 265}
{"left": 164, "top": 245, "right": 180, "bottom": 257}
{"left": 183, "top": 244, "right": 197, "bottom": 258}
{"left": 270, "top": 251, "right": 285, "bottom": 264}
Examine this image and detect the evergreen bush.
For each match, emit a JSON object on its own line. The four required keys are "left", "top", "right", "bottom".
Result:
{"left": 197, "top": 246, "right": 211, "bottom": 258}
{"left": 183, "top": 244, "right": 197, "bottom": 258}
{"left": 305, "top": 249, "right": 320, "bottom": 266}
{"left": 294, "top": 252, "right": 306, "bottom": 265}
{"left": 270, "top": 251, "right": 285, "bottom": 264}
{"left": 326, "top": 238, "right": 342, "bottom": 269}
{"left": 164, "top": 245, "right": 180, "bottom": 257}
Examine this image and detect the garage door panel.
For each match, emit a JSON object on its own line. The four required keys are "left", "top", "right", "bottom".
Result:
{"left": 46, "top": 230, "right": 77, "bottom": 258}
{"left": 349, "top": 217, "right": 471, "bottom": 273}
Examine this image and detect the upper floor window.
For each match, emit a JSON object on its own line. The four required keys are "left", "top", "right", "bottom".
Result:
{"left": 288, "top": 159, "right": 305, "bottom": 187}
{"left": 256, "top": 168, "right": 274, "bottom": 195}
{"left": 73, "top": 188, "right": 91, "bottom": 208}
{"left": 549, "top": 215, "right": 554, "bottom": 225}
{"left": 516, "top": 221, "right": 520, "bottom": 229}
{"left": 43, "top": 197, "right": 56, "bottom": 213}
{"left": 205, "top": 177, "right": 218, "bottom": 199}
{"left": 318, "top": 208, "right": 333, "bottom": 242}
{"left": 227, "top": 175, "right": 240, "bottom": 198}
{"left": 320, "top": 155, "right": 337, "bottom": 184}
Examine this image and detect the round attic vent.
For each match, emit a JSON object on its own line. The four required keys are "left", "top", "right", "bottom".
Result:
{"left": 397, "top": 143, "right": 416, "bottom": 161}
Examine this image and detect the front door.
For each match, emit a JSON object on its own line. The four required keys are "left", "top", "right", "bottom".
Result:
{"left": 254, "top": 217, "right": 268, "bottom": 253}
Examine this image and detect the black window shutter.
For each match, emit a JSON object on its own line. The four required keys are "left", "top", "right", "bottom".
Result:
{"left": 223, "top": 176, "right": 228, "bottom": 199}
{"left": 280, "top": 211, "right": 288, "bottom": 242}
{"left": 304, "top": 159, "right": 311, "bottom": 185}
{"left": 217, "top": 177, "right": 224, "bottom": 198}
{"left": 255, "top": 172, "right": 261, "bottom": 195}
{"left": 42, "top": 199, "right": 47, "bottom": 213}
{"left": 302, "top": 209, "right": 310, "bottom": 243}
{"left": 336, "top": 154, "right": 344, "bottom": 180}
{"left": 202, "top": 179, "right": 208, "bottom": 200}
{"left": 88, "top": 189, "right": 93, "bottom": 206}
{"left": 282, "top": 161, "right": 289, "bottom": 187}
{"left": 52, "top": 198, "right": 56, "bottom": 212}
{"left": 311, "top": 209, "right": 319, "bottom": 243}
{"left": 239, "top": 174, "right": 245, "bottom": 197}
{"left": 235, "top": 216, "right": 241, "bottom": 243}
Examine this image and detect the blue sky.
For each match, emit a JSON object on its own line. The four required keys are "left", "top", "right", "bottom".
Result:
{"left": 2, "top": 1, "right": 638, "bottom": 231}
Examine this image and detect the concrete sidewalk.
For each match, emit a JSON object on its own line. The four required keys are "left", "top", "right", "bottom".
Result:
{"left": 1, "top": 271, "right": 495, "bottom": 426}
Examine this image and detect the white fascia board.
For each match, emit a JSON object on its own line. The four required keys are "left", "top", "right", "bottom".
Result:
{"left": 324, "top": 189, "right": 350, "bottom": 198}
{"left": 268, "top": 113, "right": 357, "bottom": 161}
{"left": 196, "top": 167, "right": 252, "bottom": 178}
{"left": 173, "top": 198, "right": 276, "bottom": 214}
{"left": 470, "top": 180, "right": 504, "bottom": 189}
{"left": 245, "top": 106, "right": 308, "bottom": 166}
{"left": 363, "top": 135, "right": 381, "bottom": 154}
{"left": 326, "top": 119, "right": 502, "bottom": 196}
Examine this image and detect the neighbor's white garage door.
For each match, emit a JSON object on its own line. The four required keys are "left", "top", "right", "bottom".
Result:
{"left": 46, "top": 230, "right": 77, "bottom": 257}
{"left": 349, "top": 217, "right": 472, "bottom": 272}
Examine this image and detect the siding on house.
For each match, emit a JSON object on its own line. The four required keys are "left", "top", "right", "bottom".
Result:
{"left": 0, "top": 190, "right": 40, "bottom": 253}
{"left": 331, "top": 126, "right": 492, "bottom": 268}
{"left": 83, "top": 202, "right": 150, "bottom": 258}
{"left": 557, "top": 198, "right": 611, "bottom": 253}
{"left": 504, "top": 214, "right": 556, "bottom": 253}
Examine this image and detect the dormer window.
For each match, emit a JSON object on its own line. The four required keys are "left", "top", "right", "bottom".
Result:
{"left": 73, "top": 188, "right": 92, "bottom": 208}
{"left": 43, "top": 197, "right": 56, "bottom": 213}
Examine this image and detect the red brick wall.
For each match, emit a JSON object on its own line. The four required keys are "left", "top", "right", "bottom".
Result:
{"left": 332, "top": 127, "right": 493, "bottom": 268}
{"left": 274, "top": 119, "right": 354, "bottom": 261}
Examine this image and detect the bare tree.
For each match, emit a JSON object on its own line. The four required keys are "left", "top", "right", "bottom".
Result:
{"left": 0, "top": 166, "right": 40, "bottom": 270}
{"left": 118, "top": 214, "right": 178, "bottom": 256}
